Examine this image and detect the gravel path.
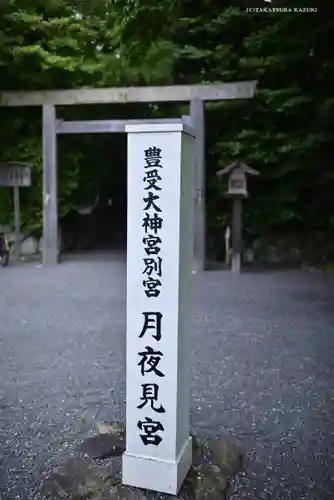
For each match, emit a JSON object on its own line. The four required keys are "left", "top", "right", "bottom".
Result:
{"left": 0, "top": 252, "right": 333, "bottom": 499}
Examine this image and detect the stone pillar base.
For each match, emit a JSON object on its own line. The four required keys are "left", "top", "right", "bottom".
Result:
{"left": 122, "top": 436, "right": 192, "bottom": 495}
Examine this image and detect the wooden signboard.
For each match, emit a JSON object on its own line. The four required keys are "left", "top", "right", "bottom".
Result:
{"left": 0, "top": 163, "right": 31, "bottom": 187}
{"left": 0, "top": 162, "right": 32, "bottom": 257}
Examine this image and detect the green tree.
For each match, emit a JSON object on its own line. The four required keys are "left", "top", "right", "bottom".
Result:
{"left": 0, "top": 0, "right": 333, "bottom": 260}
{"left": 0, "top": 0, "right": 126, "bottom": 229}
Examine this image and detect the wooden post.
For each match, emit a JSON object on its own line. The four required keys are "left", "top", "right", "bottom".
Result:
{"left": 231, "top": 198, "right": 242, "bottom": 274}
{"left": 13, "top": 185, "right": 21, "bottom": 258}
{"left": 42, "top": 105, "right": 58, "bottom": 265}
{"left": 123, "top": 123, "right": 195, "bottom": 494}
{"left": 190, "top": 98, "right": 205, "bottom": 272}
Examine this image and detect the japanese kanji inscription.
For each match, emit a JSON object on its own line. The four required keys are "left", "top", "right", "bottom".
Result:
{"left": 123, "top": 123, "right": 195, "bottom": 495}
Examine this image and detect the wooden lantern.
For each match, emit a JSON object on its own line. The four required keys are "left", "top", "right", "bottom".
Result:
{"left": 216, "top": 159, "right": 259, "bottom": 274}
{"left": 228, "top": 167, "right": 248, "bottom": 197}
{"left": 216, "top": 159, "right": 259, "bottom": 198}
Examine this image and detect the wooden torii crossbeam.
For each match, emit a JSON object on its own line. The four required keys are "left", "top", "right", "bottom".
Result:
{"left": 0, "top": 82, "right": 257, "bottom": 267}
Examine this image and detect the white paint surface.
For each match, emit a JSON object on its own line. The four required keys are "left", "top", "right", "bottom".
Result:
{"left": 122, "top": 123, "right": 195, "bottom": 494}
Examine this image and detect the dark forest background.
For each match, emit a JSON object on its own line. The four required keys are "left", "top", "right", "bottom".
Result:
{"left": 0, "top": 0, "right": 333, "bottom": 264}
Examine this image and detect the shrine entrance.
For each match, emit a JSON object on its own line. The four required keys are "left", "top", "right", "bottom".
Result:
{"left": 57, "top": 117, "right": 186, "bottom": 255}
{"left": 0, "top": 82, "right": 256, "bottom": 270}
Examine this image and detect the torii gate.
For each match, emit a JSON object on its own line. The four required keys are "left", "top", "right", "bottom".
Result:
{"left": 0, "top": 82, "right": 257, "bottom": 269}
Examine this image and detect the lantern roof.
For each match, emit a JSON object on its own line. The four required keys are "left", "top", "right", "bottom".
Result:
{"left": 216, "top": 159, "right": 259, "bottom": 177}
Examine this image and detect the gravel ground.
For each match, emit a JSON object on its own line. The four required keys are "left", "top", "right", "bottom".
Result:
{"left": 0, "top": 251, "right": 333, "bottom": 500}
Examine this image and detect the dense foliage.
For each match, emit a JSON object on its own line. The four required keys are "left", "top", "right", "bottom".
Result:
{"left": 0, "top": 0, "right": 333, "bottom": 256}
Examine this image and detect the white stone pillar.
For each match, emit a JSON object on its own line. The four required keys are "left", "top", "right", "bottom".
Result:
{"left": 122, "top": 123, "right": 195, "bottom": 495}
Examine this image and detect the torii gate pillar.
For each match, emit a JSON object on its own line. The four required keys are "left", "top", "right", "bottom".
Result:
{"left": 42, "top": 105, "right": 58, "bottom": 265}
{"left": 190, "top": 98, "right": 205, "bottom": 273}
